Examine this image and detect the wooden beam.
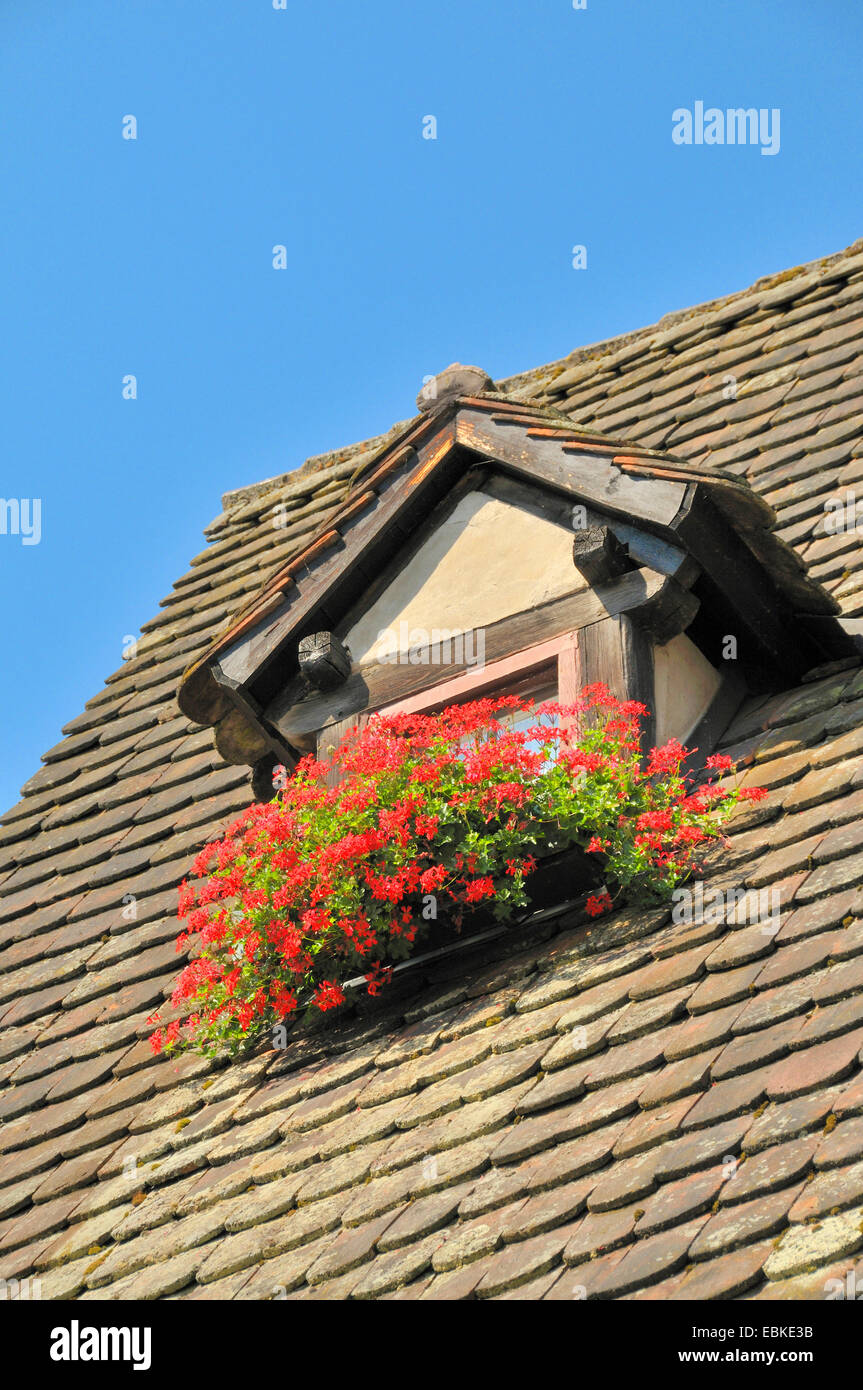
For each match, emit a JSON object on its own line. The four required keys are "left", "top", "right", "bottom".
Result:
{"left": 213, "top": 708, "right": 272, "bottom": 766}
{"left": 673, "top": 489, "right": 819, "bottom": 675}
{"left": 575, "top": 613, "right": 656, "bottom": 753}
{"left": 209, "top": 664, "right": 296, "bottom": 769}
{"left": 455, "top": 408, "right": 688, "bottom": 530}
{"left": 555, "top": 631, "right": 581, "bottom": 742}
{"left": 630, "top": 576, "right": 701, "bottom": 646}
{"left": 318, "top": 714, "right": 369, "bottom": 789}
{"left": 375, "top": 635, "right": 566, "bottom": 719}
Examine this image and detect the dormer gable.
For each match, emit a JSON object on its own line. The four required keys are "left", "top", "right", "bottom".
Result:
{"left": 178, "top": 366, "right": 855, "bottom": 790}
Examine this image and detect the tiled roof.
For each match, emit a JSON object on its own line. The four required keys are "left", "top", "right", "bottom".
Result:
{"left": 2, "top": 237, "right": 863, "bottom": 1301}
{"left": 507, "top": 239, "right": 863, "bottom": 629}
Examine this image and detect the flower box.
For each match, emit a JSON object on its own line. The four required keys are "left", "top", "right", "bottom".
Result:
{"left": 412, "top": 839, "right": 604, "bottom": 958}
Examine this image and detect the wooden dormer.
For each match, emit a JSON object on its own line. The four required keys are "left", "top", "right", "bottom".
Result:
{"left": 178, "top": 363, "right": 856, "bottom": 790}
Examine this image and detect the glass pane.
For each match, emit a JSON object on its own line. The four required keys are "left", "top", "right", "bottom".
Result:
{"left": 455, "top": 675, "right": 559, "bottom": 760}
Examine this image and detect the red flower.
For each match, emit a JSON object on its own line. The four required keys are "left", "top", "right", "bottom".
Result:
{"left": 314, "top": 980, "right": 346, "bottom": 1012}
{"left": 463, "top": 876, "right": 496, "bottom": 903}
{"left": 177, "top": 880, "right": 195, "bottom": 919}
{"left": 269, "top": 982, "right": 298, "bottom": 1018}
{"left": 646, "top": 740, "right": 686, "bottom": 776}
{"left": 364, "top": 962, "right": 394, "bottom": 997}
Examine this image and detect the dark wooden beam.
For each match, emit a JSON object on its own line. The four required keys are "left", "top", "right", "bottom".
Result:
{"left": 673, "top": 489, "right": 826, "bottom": 677}
{"left": 209, "top": 663, "right": 296, "bottom": 769}
{"left": 576, "top": 614, "right": 656, "bottom": 754}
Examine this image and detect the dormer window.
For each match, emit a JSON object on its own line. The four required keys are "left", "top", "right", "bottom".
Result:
{"left": 178, "top": 363, "right": 855, "bottom": 793}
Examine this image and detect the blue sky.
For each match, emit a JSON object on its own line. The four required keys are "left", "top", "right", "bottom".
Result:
{"left": 1, "top": 0, "right": 861, "bottom": 814}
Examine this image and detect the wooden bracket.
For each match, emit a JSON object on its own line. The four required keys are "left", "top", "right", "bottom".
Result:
{"left": 572, "top": 525, "right": 632, "bottom": 586}
{"left": 214, "top": 707, "right": 272, "bottom": 766}
{"left": 210, "top": 662, "right": 297, "bottom": 773}
{"left": 298, "top": 631, "right": 352, "bottom": 690}
{"left": 630, "top": 575, "right": 701, "bottom": 645}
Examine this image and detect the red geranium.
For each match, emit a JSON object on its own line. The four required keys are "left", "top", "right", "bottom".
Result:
{"left": 149, "top": 686, "right": 759, "bottom": 1057}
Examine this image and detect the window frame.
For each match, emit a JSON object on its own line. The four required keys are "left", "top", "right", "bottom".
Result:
{"left": 316, "top": 631, "right": 581, "bottom": 782}
{"left": 373, "top": 631, "right": 580, "bottom": 721}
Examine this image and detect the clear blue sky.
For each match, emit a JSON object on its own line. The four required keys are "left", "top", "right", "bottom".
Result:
{"left": 1, "top": 0, "right": 861, "bottom": 814}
